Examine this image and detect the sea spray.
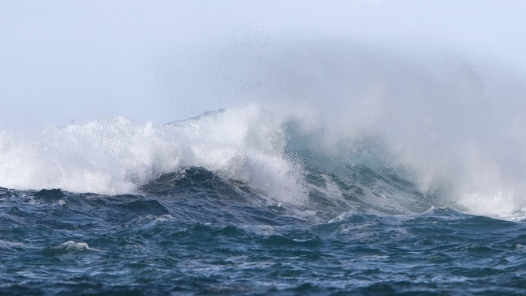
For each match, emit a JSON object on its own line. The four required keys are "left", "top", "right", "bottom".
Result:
{"left": 0, "top": 107, "right": 307, "bottom": 205}
{"left": 1, "top": 41, "right": 526, "bottom": 219}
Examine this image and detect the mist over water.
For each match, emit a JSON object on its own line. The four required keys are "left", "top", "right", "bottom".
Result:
{"left": 1, "top": 39, "right": 526, "bottom": 220}
{"left": 172, "top": 38, "right": 526, "bottom": 219}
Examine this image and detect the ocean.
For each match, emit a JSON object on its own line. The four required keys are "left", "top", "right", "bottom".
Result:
{"left": 1, "top": 100, "right": 526, "bottom": 295}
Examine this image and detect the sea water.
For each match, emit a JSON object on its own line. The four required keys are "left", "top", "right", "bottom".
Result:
{"left": 1, "top": 45, "right": 526, "bottom": 295}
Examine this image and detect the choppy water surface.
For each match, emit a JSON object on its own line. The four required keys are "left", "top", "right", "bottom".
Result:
{"left": 2, "top": 163, "right": 526, "bottom": 295}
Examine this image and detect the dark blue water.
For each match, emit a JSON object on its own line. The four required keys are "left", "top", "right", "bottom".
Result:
{"left": 2, "top": 163, "right": 526, "bottom": 295}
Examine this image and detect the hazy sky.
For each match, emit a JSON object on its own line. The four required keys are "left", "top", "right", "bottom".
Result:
{"left": 1, "top": 0, "right": 525, "bottom": 129}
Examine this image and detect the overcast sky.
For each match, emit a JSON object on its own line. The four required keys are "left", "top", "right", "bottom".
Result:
{"left": 1, "top": 0, "right": 525, "bottom": 129}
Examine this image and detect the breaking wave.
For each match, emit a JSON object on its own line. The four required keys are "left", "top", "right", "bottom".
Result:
{"left": 1, "top": 41, "right": 526, "bottom": 220}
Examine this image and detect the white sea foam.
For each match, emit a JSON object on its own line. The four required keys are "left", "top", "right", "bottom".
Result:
{"left": 58, "top": 241, "right": 90, "bottom": 251}
{"left": 0, "top": 239, "right": 27, "bottom": 250}
{"left": 0, "top": 105, "right": 307, "bottom": 204}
